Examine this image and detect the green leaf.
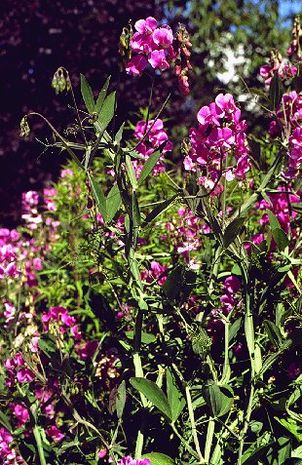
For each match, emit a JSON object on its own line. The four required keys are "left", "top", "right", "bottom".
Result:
{"left": 203, "top": 382, "right": 234, "bottom": 417}
{"left": 115, "top": 122, "right": 125, "bottom": 145}
{"left": 106, "top": 184, "right": 121, "bottom": 223}
{"left": 264, "top": 320, "right": 283, "bottom": 348}
{"left": 138, "top": 150, "right": 162, "bottom": 185}
{"left": 130, "top": 377, "right": 172, "bottom": 420}
{"left": 269, "top": 72, "right": 283, "bottom": 110}
{"left": 80, "top": 74, "right": 95, "bottom": 114}
{"left": 267, "top": 211, "right": 281, "bottom": 230}
{"left": 162, "top": 264, "right": 196, "bottom": 301}
{"left": 143, "top": 195, "right": 178, "bottom": 225}
{"left": 267, "top": 211, "right": 289, "bottom": 250}
{"left": 166, "top": 369, "right": 185, "bottom": 423}
{"left": 223, "top": 217, "right": 245, "bottom": 248}
{"left": 38, "top": 337, "right": 57, "bottom": 357}
{"left": 125, "top": 331, "right": 156, "bottom": 344}
{"left": 116, "top": 380, "right": 126, "bottom": 419}
{"left": 142, "top": 453, "right": 175, "bottom": 465}
{"left": 229, "top": 317, "right": 242, "bottom": 343}
{"left": 0, "top": 411, "right": 12, "bottom": 432}
{"left": 271, "top": 228, "right": 289, "bottom": 251}
{"left": 95, "top": 76, "right": 111, "bottom": 114}
{"left": 275, "top": 418, "right": 302, "bottom": 442}
{"left": 88, "top": 173, "right": 107, "bottom": 220}
{"left": 131, "top": 191, "right": 141, "bottom": 227}
{"left": 292, "top": 445, "right": 302, "bottom": 459}
{"left": 242, "top": 441, "right": 274, "bottom": 465}
{"left": 125, "top": 155, "right": 138, "bottom": 190}
{"left": 97, "top": 91, "right": 116, "bottom": 134}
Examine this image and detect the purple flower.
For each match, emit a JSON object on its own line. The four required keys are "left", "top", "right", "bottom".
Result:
{"left": 118, "top": 457, "right": 151, "bottom": 465}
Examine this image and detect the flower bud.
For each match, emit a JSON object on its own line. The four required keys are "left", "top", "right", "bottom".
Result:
{"left": 20, "top": 116, "right": 30, "bottom": 138}
{"left": 51, "top": 67, "right": 71, "bottom": 94}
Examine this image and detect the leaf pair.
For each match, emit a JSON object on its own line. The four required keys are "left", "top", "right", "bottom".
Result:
{"left": 130, "top": 369, "right": 185, "bottom": 423}
{"left": 88, "top": 174, "right": 121, "bottom": 223}
{"left": 81, "top": 75, "right": 116, "bottom": 135}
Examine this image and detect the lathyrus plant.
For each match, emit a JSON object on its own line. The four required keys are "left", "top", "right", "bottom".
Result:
{"left": 5, "top": 12, "right": 302, "bottom": 465}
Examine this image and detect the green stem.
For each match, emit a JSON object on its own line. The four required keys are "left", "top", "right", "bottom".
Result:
{"left": 185, "top": 385, "right": 206, "bottom": 464}
{"left": 237, "top": 384, "right": 255, "bottom": 465}
{"left": 204, "top": 418, "right": 215, "bottom": 464}
{"left": 135, "top": 429, "right": 145, "bottom": 460}
{"left": 171, "top": 423, "right": 200, "bottom": 460}
{"left": 33, "top": 426, "right": 47, "bottom": 465}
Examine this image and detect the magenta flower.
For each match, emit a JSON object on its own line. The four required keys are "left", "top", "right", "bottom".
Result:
{"left": 126, "top": 55, "right": 148, "bottom": 76}
{"left": 118, "top": 457, "right": 151, "bottom": 465}
{"left": 46, "top": 425, "right": 65, "bottom": 443}
{"left": 152, "top": 26, "right": 173, "bottom": 48}
{"left": 9, "top": 403, "right": 30, "bottom": 427}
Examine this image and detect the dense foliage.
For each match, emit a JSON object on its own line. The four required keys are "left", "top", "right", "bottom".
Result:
{"left": 2, "top": 10, "right": 302, "bottom": 465}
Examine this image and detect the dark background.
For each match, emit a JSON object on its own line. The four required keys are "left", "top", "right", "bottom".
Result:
{"left": 0, "top": 0, "right": 299, "bottom": 226}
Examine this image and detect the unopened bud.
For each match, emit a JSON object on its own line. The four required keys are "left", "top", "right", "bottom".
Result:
{"left": 51, "top": 67, "right": 71, "bottom": 94}
{"left": 20, "top": 116, "right": 30, "bottom": 138}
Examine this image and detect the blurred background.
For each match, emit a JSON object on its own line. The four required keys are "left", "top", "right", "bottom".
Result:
{"left": 0, "top": 0, "right": 301, "bottom": 226}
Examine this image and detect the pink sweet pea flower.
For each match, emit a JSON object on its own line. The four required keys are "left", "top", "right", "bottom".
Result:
{"left": 148, "top": 49, "right": 170, "bottom": 70}
{"left": 126, "top": 55, "right": 148, "bottom": 76}
{"left": 152, "top": 26, "right": 173, "bottom": 48}
{"left": 47, "top": 425, "right": 65, "bottom": 443}
{"left": 134, "top": 17, "right": 157, "bottom": 34}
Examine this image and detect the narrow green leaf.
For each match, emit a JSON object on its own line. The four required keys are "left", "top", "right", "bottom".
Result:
{"left": 116, "top": 380, "right": 126, "bottom": 419}
{"left": 106, "top": 184, "right": 121, "bottom": 222}
{"left": 138, "top": 150, "right": 162, "bottom": 185}
{"left": 228, "top": 317, "right": 242, "bottom": 343}
{"left": 166, "top": 369, "right": 185, "bottom": 423}
{"left": 269, "top": 72, "right": 283, "bottom": 110}
{"left": 131, "top": 191, "right": 141, "bottom": 228}
{"left": 115, "top": 122, "right": 125, "bottom": 145}
{"left": 142, "top": 453, "right": 175, "bottom": 465}
{"left": 0, "top": 411, "right": 12, "bottom": 432}
{"left": 143, "top": 195, "right": 178, "bottom": 225}
{"left": 271, "top": 228, "right": 289, "bottom": 251}
{"left": 223, "top": 217, "right": 245, "bottom": 248}
{"left": 80, "top": 74, "right": 95, "bottom": 114}
{"left": 267, "top": 210, "right": 281, "bottom": 231}
{"left": 264, "top": 320, "right": 283, "bottom": 347}
{"left": 126, "top": 155, "right": 138, "bottom": 190}
{"left": 130, "top": 377, "right": 172, "bottom": 420}
{"left": 95, "top": 76, "right": 111, "bottom": 114}
{"left": 97, "top": 91, "right": 116, "bottom": 134}
{"left": 88, "top": 173, "right": 107, "bottom": 220}
{"left": 242, "top": 441, "right": 274, "bottom": 465}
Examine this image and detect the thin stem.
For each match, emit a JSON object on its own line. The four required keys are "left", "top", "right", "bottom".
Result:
{"left": 171, "top": 423, "right": 200, "bottom": 460}
{"left": 185, "top": 385, "right": 206, "bottom": 464}
{"left": 33, "top": 426, "right": 47, "bottom": 465}
{"left": 204, "top": 418, "right": 215, "bottom": 464}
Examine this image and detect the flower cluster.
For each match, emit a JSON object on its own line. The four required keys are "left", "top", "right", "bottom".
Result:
{"left": 126, "top": 17, "right": 174, "bottom": 76}
{"left": 124, "top": 17, "right": 192, "bottom": 94}
{"left": 141, "top": 260, "right": 167, "bottom": 286}
{"left": 163, "top": 208, "right": 207, "bottom": 264}
{"left": 42, "top": 306, "right": 81, "bottom": 341}
{"left": 267, "top": 91, "right": 302, "bottom": 178}
{"left": 207, "top": 276, "right": 241, "bottom": 339}
{"left": 287, "top": 16, "right": 302, "bottom": 61}
{"left": 132, "top": 118, "right": 173, "bottom": 177}
{"left": 4, "top": 353, "right": 35, "bottom": 387}
{"left": 259, "top": 50, "right": 297, "bottom": 86}
{"left": 0, "top": 427, "right": 25, "bottom": 465}
{"left": 184, "top": 93, "right": 250, "bottom": 195}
